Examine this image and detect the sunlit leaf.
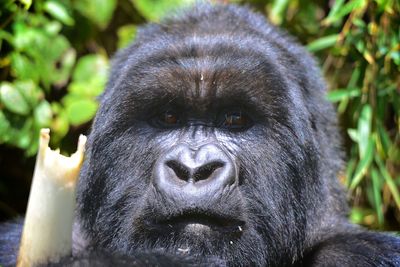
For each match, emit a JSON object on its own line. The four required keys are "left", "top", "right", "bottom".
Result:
{"left": 55, "top": 48, "right": 77, "bottom": 86}
{"left": 75, "top": 0, "right": 116, "bottom": 28}
{"left": 72, "top": 54, "right": 108, "bottom": 83}
{"left": 323, "top": 0, "right": 366, "bottom": 25}
{"left": 34, "top": 100, "right": 52, "bottom": 128}
{"left": 65, "top": 99, "right": 98, "bottom": 126}
{"left": 117, "top": 24, "right": 137, "bottom": 49}
{"left": 18, "top": 0, "right": 32, "bottom": 9}
{"left": 9, "top": 118, "right": 33, "bottom": 150}
{"left": 376, "top": 123, "right": 391, "bottom": 157}
{"left": 327, "top": 88, "right": 361, "bottom": 102}
{"left": 14, "top": 80, "right": 42, "bottom": 108}
{"left": 43, "top": 21, "right": 62, "bottom": 35}
{"left": 350, "top": 207, "right": 366, "bottom": 224}
{"left": 375, "top": 156, "right": 400, "bottom": 211}
{"left": 370, "top": 168, "right": 384, "bottom": 226}
{"left": 50, "top": 104, "right": 69, "bottom": 142}
{"left": 44, "top": 1, "right": 74, "bottom": 26}
{"left": 325, "top": 0, "right": 345, "bottom": 22}
{"left": 69, "top": 54, "right": 108, "bottom": 97}
{"left": 132, "top": 0, "right": 194, "bottom": 21}
{"left": 10, "top": 53, "right": 39, "bottom": 82}
{"left": 269, "top": 0, "right": 290, "bottom": 25}
{"left": 350, "top": 136, "right": 374, "bottom": 190}
{"left": 307, "top": 34, "right": 339, "bottom": 52}
{"left": 358, "top": 104, "right": 372, "bottom": 157}
{"left": 347, "top": 128, "right": 358, "bottom": 142}
{"left": 0, "top": 82, "right": 30, "bottom": 115}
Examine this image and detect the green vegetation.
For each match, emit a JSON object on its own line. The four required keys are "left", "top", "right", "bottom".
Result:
{"left": 0, "top": 0, "right": 399, "bottom": 229}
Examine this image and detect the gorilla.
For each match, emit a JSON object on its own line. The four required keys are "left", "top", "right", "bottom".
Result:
{"left": 1, "top": 3, "right": 400, "bottom": 267}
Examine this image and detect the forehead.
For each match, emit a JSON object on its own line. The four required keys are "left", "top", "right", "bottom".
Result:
{"left": 121, "top": 37, "right": 286, "bottom": 106}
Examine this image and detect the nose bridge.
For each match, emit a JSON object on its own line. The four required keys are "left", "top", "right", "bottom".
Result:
{"left": 195, "top": 143, "right": 223, "bottom": 165}
{"left": 186, "top": 125, "right": 215, "bottom": 147}
{"left": 173, "top": 143, "right": 224, "bottom": 169}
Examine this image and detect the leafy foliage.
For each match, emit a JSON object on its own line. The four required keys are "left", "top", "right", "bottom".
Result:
{"left": 0, "top": 0, "right": 399, "bottom": 229}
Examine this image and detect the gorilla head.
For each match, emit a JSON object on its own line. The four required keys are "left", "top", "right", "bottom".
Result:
{"left": 75, "top": 3, "right": 347, "bottom": 266}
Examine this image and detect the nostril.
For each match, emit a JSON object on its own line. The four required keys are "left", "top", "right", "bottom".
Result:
{"left": 166, "top": 160, "right": 190, "bottom": 181}
{"left": 194, "top": 162, "right": 224, "bottom": 181}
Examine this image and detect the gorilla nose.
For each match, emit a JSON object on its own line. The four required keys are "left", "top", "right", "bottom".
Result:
{"left": 153, "top": 144, "right": 237, "bottom": 199}
{"left": 166, "top": 160, "right": 225, "bottom": 183}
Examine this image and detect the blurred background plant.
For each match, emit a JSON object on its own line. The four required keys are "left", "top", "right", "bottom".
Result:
{"left": 0, "top": 0, "right": 399, "bottom": 230}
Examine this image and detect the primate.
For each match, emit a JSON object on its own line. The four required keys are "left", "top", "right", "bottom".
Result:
{"left": 1, "top": 3, "right": 400, "bottom": 267}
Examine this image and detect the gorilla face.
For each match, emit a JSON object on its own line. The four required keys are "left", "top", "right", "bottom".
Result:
{"left": 76, "top": 4, "right": 343, "bottom": 266}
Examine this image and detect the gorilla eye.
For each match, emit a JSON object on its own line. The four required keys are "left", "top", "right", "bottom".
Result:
{"left": 164, "top": 112, "right": 178, "bottom": 124}
{"left": 221, "top": 111, "right": 251, "bottom": 130}
{"left": 152, "top": 110, "right": 181, "bottom": 128}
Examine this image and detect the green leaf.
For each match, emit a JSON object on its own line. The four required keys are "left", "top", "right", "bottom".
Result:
{"left": 370, "top": 168, "right": 384, "bottom": 226}
{"left": 0, "top": 82, "right": 30, "bottom": 115}
{"left": 269, "top": 0, "right": 290, "bottom": 25}
{"left": 0, "top": 30, "right": 14, "bottom": 45}
{"left": 75, "top": 0, "right": 116, "bottom": 28}
{"left": 13, "top": 23, "right": 34, "bottom": 50}
{"left": 325, "top": 0, "right": 345, "bottom": 22}
{"left": 117, "top": 24, "right": 137, "bottom": 49}
{"left": 132, "top": 0, "right": 194, "bottom": 21}
{"left": 72, "top": 54, "right": 108, "bottom": 83}
{"left": 34, "top": 101, "right": 52, "bottom": 128}
{"left": 43, "top": 21, "right": 63, "bottom": 35}
{"left": 0, "top": 111, "right": 11, "bottom": 142}
{"left": 348, "top": 128, "right": 358, "bottom": 142}
{"left": 65, "top": 99, "right": 98, "bottom": 126}
{"left": 348, "top": 67, "right": 361, "bottom": 88}
{"left": 349, "top": 207, "right": 366, "bottom": 224}
{"left": 8, "top": 118, "right": 33, "bottom": 150}
{"left": 10, "top": 53, "right": 39, "bottom": 82}
{"left": 44, "top": 1, "right": 74, "bottom": 26}
{"left": 14, "top": 80, "right": 42, "bottom": 108}
{"left": 345, "top": 157, "right": 357, "bottom": 186}
{"left": 69, "top": 54, "right": 108, "bottom": 97}
{"left": 375, "top": 156, "right": 400, "bottom": 211}
{"left": 307, "top": 34, "right": 339, "bottom": 52}
{"left": 55, "top": 48, "right": 77, "bottom": 86}
{"left": 389, "top": 51, "right": 400, "bottom": 65}
{"left": 323, "top": 0, "right": 366, "bottom": 25}
{"left": 327, "top": 88, "right": 361, "bottom": 102}
{"left": 18, "top": 0, "right": 32, "bottom": 9}
{"left": 349, "top": 136, "right": 374, "bottom": 190}
{"left": 358, "top": 105, "right": 372, "bottom": 157}
{"left": 51, "top": 103, "right": 69, "bottom": 142}
{"left": 376, "top": 123, "right": 391, "bottom": 156}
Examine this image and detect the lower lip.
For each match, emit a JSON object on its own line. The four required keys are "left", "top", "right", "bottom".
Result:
{"left": 184, "top": 222, "right": 211, "bottom": 232}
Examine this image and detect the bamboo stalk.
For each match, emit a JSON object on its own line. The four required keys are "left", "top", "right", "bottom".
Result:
{"left": 17, "top": 129, "right": 86, "bottom": 267}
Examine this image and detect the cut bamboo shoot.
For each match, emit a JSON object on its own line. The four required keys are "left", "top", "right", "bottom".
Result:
{"left": 17, "top": 129, "right": 86, "bottom": 267}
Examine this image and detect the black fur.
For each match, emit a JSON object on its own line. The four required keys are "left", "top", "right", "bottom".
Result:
{"left": 1, "top": 3, "right": 399, "bottom": 267}
{"left": 0, "top": 218, "right": 23, "bottom": 267}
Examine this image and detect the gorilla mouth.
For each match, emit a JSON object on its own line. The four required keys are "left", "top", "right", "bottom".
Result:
{"left": 153, "top": 211, "right": 245, "bottom": 234}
